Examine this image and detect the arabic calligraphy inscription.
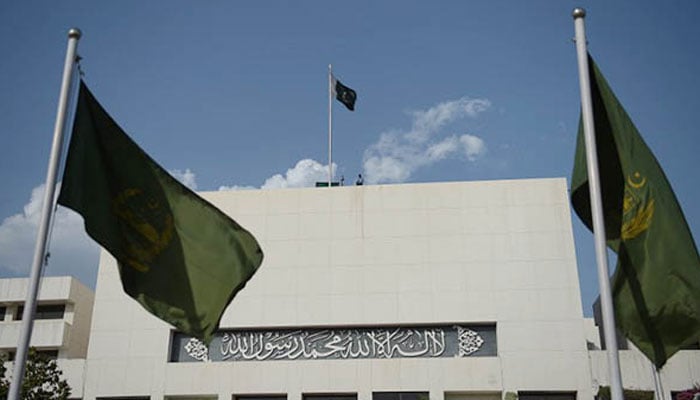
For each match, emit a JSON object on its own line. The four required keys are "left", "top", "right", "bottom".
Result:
{"left": 172, "top": 325, "right": 495, "bottom": 363}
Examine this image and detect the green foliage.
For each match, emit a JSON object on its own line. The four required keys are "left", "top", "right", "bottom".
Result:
{"left": 0, "top": 349, "right": 71, "bottom": 400}
{"left": 504, "top": 392, "right": 518, "bottom": 400}
{"left": 0, "top": 359, "right": 8, "bottom": 399}
{"left": 596, "top": 386, "right": 654, "bottom": 400}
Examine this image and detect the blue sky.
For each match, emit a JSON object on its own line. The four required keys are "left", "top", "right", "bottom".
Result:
{"left": 1, "top": 1, "right": 698, "bottom": 317}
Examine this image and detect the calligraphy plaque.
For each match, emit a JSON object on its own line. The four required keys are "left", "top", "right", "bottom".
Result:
{"left": 170, "top": 324, "right": 496, "bottom": 362}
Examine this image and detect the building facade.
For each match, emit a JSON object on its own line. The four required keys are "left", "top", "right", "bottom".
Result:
{"left": 2, "top": 179, "right": 698, "bottom": 399}
{"left": 0, "top": 276, "right": 94, "bottom": 394}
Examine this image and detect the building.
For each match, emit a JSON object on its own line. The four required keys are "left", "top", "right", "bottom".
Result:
{"left": 0, "top": 276, "right": 94, "bottom": 393}
{"left": 2, "top": 178, "right": 699, "bottom": 399}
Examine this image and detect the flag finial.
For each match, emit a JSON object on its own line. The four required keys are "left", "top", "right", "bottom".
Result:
{"left": 572, "top": 8, "right": 586, "bottom": 19}
{"left": 68, "top": 28, "right": 82, "bottom": 39}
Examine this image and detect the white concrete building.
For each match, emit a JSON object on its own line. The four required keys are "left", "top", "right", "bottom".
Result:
{"left": 85, "top": 178, "right": 594, "bottom": 400}
{"left": 2, "top": 178, "right": 699, "bottom": 399}
{"left": 0, "top": 276, "right": 94, "bottom": 393}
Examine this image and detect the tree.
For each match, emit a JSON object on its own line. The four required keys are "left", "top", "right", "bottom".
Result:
{"left": 0, "top": 348, "right": 71, "bottom": 400}
{"left": 0, "top": 360, "right": 7, "bottom": 399}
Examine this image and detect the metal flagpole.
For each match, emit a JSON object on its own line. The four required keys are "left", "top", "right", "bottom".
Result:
{"left": 572, "top": 8, "right": 625, "bottom": 400}
{"left": 7, "top": 28, "right": 81, "bottom": 400}
{"left": 328, "top": 64, "right": 333, "bottom": 187}
{"left": 651, "top": 362, "right": 666, "bottom": 400}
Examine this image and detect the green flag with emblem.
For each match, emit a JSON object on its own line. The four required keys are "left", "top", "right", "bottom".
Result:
{"left": 571, "top": 54, "right": 700, "bottom": 368}
{"left": 332, "top": 75, "right": 357, "bottom": 111}
{"left": 58, "top": 81, "right": 264, "bottom": 343}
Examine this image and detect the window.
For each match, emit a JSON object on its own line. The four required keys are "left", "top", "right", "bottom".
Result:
{"left": 519, "top": 392, "right": 576, "bottom": 400}
{"left": 236, "top": 396, "right": 286, "bottom": 400}
{"left": 595, "top": 388, "right": 652, "bottom": 400}
{"left": 445, "top": 393, "right": 501, "bottom": 400}
{"left": 37, "top": 349, "right": 59, "bottom": 360}
{"left": 7, "top": 350, "right": 59, "bottom": 361}
{"left": 14, "top": 304, "right": 65, "bottom": 320}
{"left": 96, "top": 397, "right": 150, "bottom": 400}
{"left": 672, "top": 390, "right": 700, "bottom": 400}
{"left": 0, "top": 306, "right": 6, "bottom": 321}
{"left": 305, "top": 395, "right": 357, "bottom": 400}
{"left": 373, "top": 393, "right": 429, "bottom": 400}
{"left": 165, "top": 397, "right": 217, "bottom": 400}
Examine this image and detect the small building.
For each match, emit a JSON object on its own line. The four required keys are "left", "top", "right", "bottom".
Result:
{"left": 0, "top": 276, "right": 94, "bottom": 395}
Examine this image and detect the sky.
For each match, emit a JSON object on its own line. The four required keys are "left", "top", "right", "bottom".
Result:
{"left": 1, "top": 1, "right": 699, "bottom": 317}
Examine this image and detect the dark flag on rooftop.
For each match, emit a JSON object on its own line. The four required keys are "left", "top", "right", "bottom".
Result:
{"left": 332, "top": 75, "right": 357, "bottom": 111}
{"left": 58, "top": 81, "right": 264, "bottom": 343}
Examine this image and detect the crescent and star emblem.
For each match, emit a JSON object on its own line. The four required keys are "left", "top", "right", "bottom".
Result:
{"left": 627, "top": 171, "right": 647, "bottom": 189}
{"left": 621, "top": 171, "right": 654, "bottom": 241}
{"left": 112, "top": 188, "right": 174, "bottom": 272}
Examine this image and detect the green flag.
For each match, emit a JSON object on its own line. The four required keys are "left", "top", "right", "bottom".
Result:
{"left": 58, "top": 81, "right": 264, "bottom": 343}
{"left": 571, "top": 54, "right": 700, "bottom": 368}
{"left": 332, "top": 75, "right": 357, "bottom": 111}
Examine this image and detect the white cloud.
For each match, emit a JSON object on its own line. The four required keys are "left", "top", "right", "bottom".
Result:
{"left": 0, "top": 184, "right": 99, "bottom": 286}
{"left": 408, "top": 98, "right": 490, "bottom": 143}
{"left": 262, "top": 159, "right": 334, "bottom": 189}
{"left": 460, "top": 134, "right": 486, "bottom": 161}
{"left": 169, "top": 168, "right": 197, "bottom": 190}
{"left": 426, "top": 136, "right": 460, "bottom": 161}
{"left": 363, "top": 97, "right": 490, "bottom": 184}
{"left": 218, "top": 159, "right": 334, "bottom": 191}
{"left": 217, "top": 184, "right": 257, "bottom": 191}
{"left": 362, "top": 156, "right": 411, "bottom": 183}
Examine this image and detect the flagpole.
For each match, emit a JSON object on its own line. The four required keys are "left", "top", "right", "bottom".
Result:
{"left": 572, "top": 9, "right": 625, "bottom": 400}
{"left": 651, "top": 363, "right": 665, "bottom": 400}
{"left": 7, "top": 28, "right": 81, "bottom": 400}
{"left": 328, "top": 63, "right": 333, "bottom": 187}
